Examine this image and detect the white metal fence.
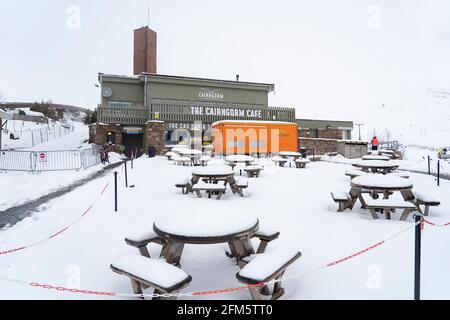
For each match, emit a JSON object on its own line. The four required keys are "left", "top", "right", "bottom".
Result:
{"left": 6, "top": 125, "right": 74, "bottom": 148}
{"left": 0, "top": 146, "right": 102, "bottom": 172}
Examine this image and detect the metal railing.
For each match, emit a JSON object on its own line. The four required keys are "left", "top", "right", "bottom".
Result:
{"left": 0, "top": 146, "right": 102, "bottom": 172}
{"left": 6, "top": 125, "right": 74, "bottom": 147}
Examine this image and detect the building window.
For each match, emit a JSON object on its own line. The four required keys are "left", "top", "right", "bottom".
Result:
{"left": 107, "top": 131, "right": 116, "bottom": 145}
{"left": 310, "top": 129, "right": 318, "bottom": 138}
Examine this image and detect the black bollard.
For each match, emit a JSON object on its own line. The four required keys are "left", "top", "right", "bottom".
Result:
{"left": 114, "top": 171, "right": 118, "bottom": 212}
{"left": 414, "top": 214, "right": 422, "bottom": 300}
{"left": 427, "top": 156, "right": 430, "bottom": 175}
{"left": 437, "top": 160, "right": 440, "bottom": 186}
{"left": 124, "top": 160, "right": 128, "bottom": 188}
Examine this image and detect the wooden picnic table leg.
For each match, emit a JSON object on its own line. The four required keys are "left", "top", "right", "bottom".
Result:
{"left": 230, "top": 237, "right": 255, "bottom": 264}
{"left": 400, "top": 208, "right": 415, "bottom": 221}
{"left": 164, "top": 240, "right": 185, "bottom": 266}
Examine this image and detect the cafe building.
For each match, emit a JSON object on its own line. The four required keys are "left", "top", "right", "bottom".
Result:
{"left": 95, "top": 72, "right": 296, "bottom": 156}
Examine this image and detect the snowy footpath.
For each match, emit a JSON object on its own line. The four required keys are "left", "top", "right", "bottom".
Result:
{"left": 0, "top": 156, "right": 449, "bottom": 299}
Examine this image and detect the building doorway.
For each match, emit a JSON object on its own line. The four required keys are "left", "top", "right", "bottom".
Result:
{"left": 121, "top": 133, "right": 144, "bottom": 158}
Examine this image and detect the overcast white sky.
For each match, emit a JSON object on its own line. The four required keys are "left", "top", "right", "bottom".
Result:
{"left": 1, "top": 0, "right": 449, "bottom": 121}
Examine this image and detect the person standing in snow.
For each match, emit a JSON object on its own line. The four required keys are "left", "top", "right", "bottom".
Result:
{"left": 370, "top": 136, "right": 380, "bottom": 151}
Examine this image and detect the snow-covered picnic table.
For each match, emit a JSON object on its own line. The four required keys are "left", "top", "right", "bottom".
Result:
{"left": 189, "top": 166, "right": 248, "bottom": 198}
{"left": 177, "top": 149, "right": 203, "bottom": 165}
{"left": 225, "top": 155, "right": 255, "bottom": 175}
{"left": 153, "top": 211, "right": 259, "bottom": 265}
{"left": 277, "top": 151, "right": 303, "bottom": 167}
{"left": 343, "top": 175, "right": 415, "bottom": 220}
{"left": 352, "top": 160, "right": 399, "bottom": 174}
{"left": 361, "top": 155, "right": 390, "bottom": 161}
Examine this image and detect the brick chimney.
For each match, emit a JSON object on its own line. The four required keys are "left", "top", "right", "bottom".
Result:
{"left": 133, "top": 26, "right": 157, "bottom": 75}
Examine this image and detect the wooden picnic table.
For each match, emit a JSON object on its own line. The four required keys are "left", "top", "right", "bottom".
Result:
{"left": 361, "top": 155, "right": 390, "bottom": 161}
{"left": 352, "top": 160, "right": 399, "bottom": 174}
{"left": 190, "top": 166, "right": 246, "bottom": 197}
{"left": 153, "top": 211, "right": 259, "bottom": 265}
{"left": 225, "top": 155, "right": 255, "bottom": 174}
{"left": 279, "top": 151, "right": 303, "bottom": 167}
{"left": 346, "top": 175, "right": 414, "bottom": 219}
{"left": 178, "top": 149, "right": 203, "bottom": 165}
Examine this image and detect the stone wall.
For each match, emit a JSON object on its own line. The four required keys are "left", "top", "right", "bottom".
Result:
{"left": 299, "top": 137, "right": 338, "bottom": 155}
{"left": 143, "top": 120, "right": 165, "bottom": 155}
{"left": 95, "top": 123, "right": 122, "bottom": 152}
{"left": 318, "top": 129, "right": 342, "bottom": 139}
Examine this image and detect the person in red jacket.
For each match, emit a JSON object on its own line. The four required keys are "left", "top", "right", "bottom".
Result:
{"left": 371, "top": 136, "right": 380, "bottom": 151}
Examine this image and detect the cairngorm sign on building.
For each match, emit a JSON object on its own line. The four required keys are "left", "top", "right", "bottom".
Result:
{"left": 190, "top": 106, "right": 263, "bottom": 118}
{"left": 198, "top": 88, "right": 224, "bottom": 100}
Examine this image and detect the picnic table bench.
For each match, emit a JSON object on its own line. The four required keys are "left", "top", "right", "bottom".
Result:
{"left": 401, "top": 189, "right": 441, "bottom": 216}
{"left": 175, "top": 179, "right": 192, "bottom": 194}
{"left": 272, "top": 156, "right": 288, "bottom": 167}
{"left": 110, "top": 254, "right": 192, "bottom": 300}
{"left": 244, "top": 165, "right": 264, "bottom": 178}
{"left": 295, "top": 158, "right": 310, "bottom": 168}
{"left": 125, "top": 230, "right": 167, "bottom": 258}
{"left": 173, "top": 156, "right": 192, "bottom": 166}
{"left": 361, "top": 194, "right": 417, "bottom": 220}
{"left": 191, "top": 181, "right": 227, "bottom": 199}
{"left": 236, "top": 250, "right": 302, "bottom": 300}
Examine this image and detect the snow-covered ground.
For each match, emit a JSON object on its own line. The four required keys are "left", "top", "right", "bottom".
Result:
{"left": 1, "top": 156, "right": 449, "bottom": 300}
{"left": 0, "top": 122, "right": 121, "bottom": 212}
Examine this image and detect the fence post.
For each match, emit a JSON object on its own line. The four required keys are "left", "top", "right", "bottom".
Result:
{"left": 114, "top": 171, "right": 118, "bottom": 212}
{"left": 124, "top": 160, "right": 128, "bottom": 188}
{"left": 414, "top": 214, "right": 422, "bottom": 300}
{"left": 437, "top": 160, "right": 440, "bottom": 186}
{"left": 427, "top": 156, "right": 430, "bottom": 175}
{"left": 31, "top": 132, "right": 35, "bottom": 147}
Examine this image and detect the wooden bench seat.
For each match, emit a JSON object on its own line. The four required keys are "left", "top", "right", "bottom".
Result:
{"left": 199, "top": 156, "right": 211, "bottom": 166}
{"left": 235, "top": 178, "right": 248, "bottom": 197}
{"left": 125, "top": 230, "right": 167, "bottom": 258}
{"left": 191, "top": 181, "right": 226, "bottom": 199}
{"left": 244, "top": 165, "right": 264, "bottom": 178}
{"left": 175, "top": 179, "right": 192, "bottom": 194}
{"left": 236, "top": 250, "right": 302, "bottom": 300}
{"left": 173, "top": 156, "right": 192, "bottom": 166}
{"left": 111, "top": 254, "right": 192, "bottom": 300}
{"left": 414, "top": 191, "right": 441, "bottom": 216}
{"left": 295, "top": 158, "right": 310, "bottom": 168}
{"left": 401, "top": 189, "right": 440, "bottom": 216}
{"left": 345, "top": 169, "right": 366, "bottom": 180}
{"left": 331, "top": 191, "right": 350, "bottom": 212}
{"left": 362, "top": 195, "right": 418, "bottom": 220}
{"left": 272, "top": 156, "right": 287, "bottom": 167}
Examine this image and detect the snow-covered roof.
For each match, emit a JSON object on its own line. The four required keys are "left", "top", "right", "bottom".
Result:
{"left": 11, "top": 108, "right": 45, "bottom": 117}
{"left": 212, "top": 120, "right": 297, "bottom": 127}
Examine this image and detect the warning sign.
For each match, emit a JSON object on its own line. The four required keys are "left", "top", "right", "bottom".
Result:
{"left": 38, "top": 152, "right": 47, "bottom": 162}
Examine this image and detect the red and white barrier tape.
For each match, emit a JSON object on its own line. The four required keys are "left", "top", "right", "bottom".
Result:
{"left": 0, "top": 219, "right": 426, "bottom": 298}
{"left": 0, "top": 180, "right": 110, "bottom": 256}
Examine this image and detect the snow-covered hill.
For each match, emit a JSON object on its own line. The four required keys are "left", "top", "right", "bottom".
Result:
{"left": 358, "top": 90, "right": 450, "bottom": 149}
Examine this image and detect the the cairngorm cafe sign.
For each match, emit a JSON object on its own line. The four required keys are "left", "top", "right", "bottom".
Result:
{"left": 189, "top": 106, "right": 263, "bottom": 118}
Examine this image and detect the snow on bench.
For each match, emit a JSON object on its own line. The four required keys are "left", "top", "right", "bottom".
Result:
{"left": 295, "top": 158, "right": 310, "bottom": 168}
{"left": 125, "top": 230, "right": 167, "bottom": 258}
{"left": 386, "top": 172, "right": 410, "bottom": 179}
{"left": 173, "top": 156, "right": 192, "bottom": 166}
{"left": 244, "top": 165, "right": 264, "bottom": 178}
{"left": 199, "top": 156, "right": 211, "bottom": 166}
{"left": 331, "top": 191, "right": 350, "bottom": 212}
{"left": 361, "top": 194, "right": 417, "bottom": 220}
{"left": 271, "top": 156, "right": 287, "bottom": 167}
{"left": 110, "top": 254, "right": 192, "bottom": 299}
{"left": 236, "top": 250, "right": 302, "bottom": 300}
{"left": 165, "top": 151, "right": 176, "bottom": 160}
{"left": 345, "top": 169, "right": 366, "bottom": 179}
{"left": 412, "top": 190, "right": 441, "bottom": 216}
{"left": 191, "top": 181, "right": 226, "bottom": 199}
{"left": 175, "top": 179, "right": 192, "bottom": 194}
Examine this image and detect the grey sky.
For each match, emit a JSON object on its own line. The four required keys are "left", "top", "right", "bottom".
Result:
{"left": 0, "top": 0, "right": 449, "bottom": 120}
